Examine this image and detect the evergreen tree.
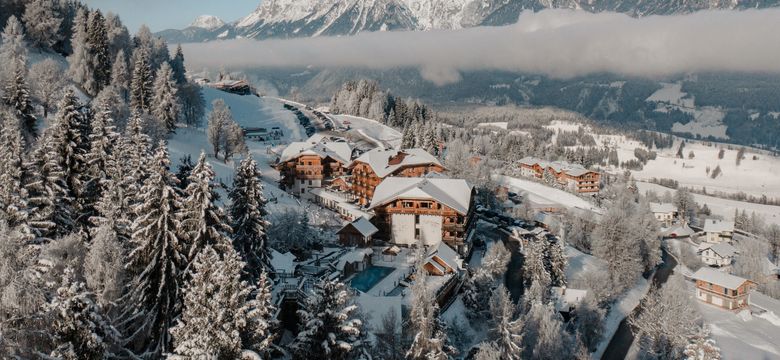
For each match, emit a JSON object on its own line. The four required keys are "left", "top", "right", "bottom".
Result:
{"left": 49, "top": 90, "right": 89, "bottom": 225}
{"left": 110, "top": 48, "right": 130, "bottom": 100}
{"left": 151, "top": 62, "right": 180, "bottom": 133}
{"left": 130, "top": 47, "right": 154, "bottom": 113}
{"left": 175, "top": 154, "right": 195, "bottom": 190}
{"left": 85, "top": 10, "right": 111, "bottom": 94}
{"left": 119, "top": 111, "right": 151, "bottom": 200}
{"left": 229, "top": 155, "right": 271, "bottom": 280}
{"left": 548, "top": 240, "right": 567, "bottom": 287}
{"left": 2, "top": 57, "right": 36, "bottom": 141}
{"left": 22, "top": 0, "right": 63, "bottom": 49}
{"left": 47, "top": 269, "right": 120, "bottom": 360}
{"left": 120, "top": 141, "right": 185, "bottom": 357}
{"left": 245, "top": 270, "right": 275, "bottom": 355}
{"left": 406, "top": 250, "right": 449, "bottom": 360}
{"left": 292, "top": 280, "right": 367, "bottom": 360}
{"left": 179, "top": 82, "right": 206, "bottom": 127}
{"left": 0, "top": 15, "right": 27, "bottom": 85}
{"left": 82, "top": 100, "right": 121, "bottom": 225}
{"left": 84, "top": 222, "right": 126, "bottom": 308}
{"left": 170, "top": 44, "right": 188, "bottom": 85}
{"left": 488, "top": 285, "right": 523, "bottom": 359}
{"left": 0, "top": 109, "right": 29, "bottom": 230}
{"left": 25, "top": 129, "right": 74, "bottom": 239}
{"left": 180, "top": 151, "right": 232, "bottom": 261}
{"left": 170, "top": 245, "right": 271, "bottom": 358}
{"left": 68, "top": 8, "right": 96, "bottom": 95}
{"left": 524, "top": 240, "right": 552, "bottom": 292}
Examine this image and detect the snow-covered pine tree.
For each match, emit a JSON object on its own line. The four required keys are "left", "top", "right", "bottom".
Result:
{"left": 24, "top": 129, "right": 75, "bottom": 239}
{"left": 229, "top": 155, "right": 271, "bottom": 280}
{"left": 170, "top": 245, "right": 260, "bottom": 358}
{"left": 170, "top": 44, "right": 187, "bottom": 85}
{"left": 2, "top": 58, "right": 37, "bottom": 142}
{"left": 86, "top": 10, "right": 111, "bottom": 94}
{"left": 82, "top": 100, "right": 121, "bottom": 226}
{"left": 0, "top": 15, "right": 27, "bottom": 86}
{"left": 84, "top": 221, "right": 126, "bottom": 308}
{"left": 634, "top": 199, "right": 661, "bottom": 273}
{"left": 0, "top": 109, "right": 29, "bottom": 231}
{"left": 29, "top": 58, "right": 66, "bottom": 119}
{"left": 130, "top": 47, "right": 154, "bottom": 113}
{"left": 591, "top": 193, "right": 643, "bottom": 297}
{"left": 488, "top": 285, "right": 523, "bottom": 360}
{"left": 548, "top": 239, "right": 567, "bottom": 287}
{"left": 22, "top": 0, "right": 63, "bottom": 49}
{"left": 180, "top": 151, "right": 232, "bottom": 261}
{"left": 68, "top": 8, "right": 97, "bottom": 95}
{"left": 105, "top": 11, "right": 131, "bottom": 62}
{"left": 524, "top": 240, "right": 552, "bottom": 292}
{"left": 179, "top": 82, "right": 206, "bottom": 127}
{"left": 406, "top": 250, "right": 449, "bottom": 360}
{"left": 111, "top": 48, "right": 130, "bottom": 100}
{"left": 151, "top": 62, "right": 181, "bottom": 133}
{"left": 47, "top": 268, "right": 120, "bottom": 360}
{"left": 120, "top": 111, "right": 152, "bottom": 199}
{"left": 244, "top": 270, "right": 275, "bottom": 355}
{"left": 291, "top": 279, "right": 367, "bottom": 360}
{"left": 120, "top": 141, "right": 185, "bottom": 357}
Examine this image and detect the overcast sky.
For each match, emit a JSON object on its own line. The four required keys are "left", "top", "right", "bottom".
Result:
{"left": 180, "top": 9, "right": 780, "bottom": 85}
{"left": 82, "top": 0, "right": 258, "bottom": 32}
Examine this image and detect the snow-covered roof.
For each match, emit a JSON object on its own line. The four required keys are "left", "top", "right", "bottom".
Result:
{"left": 551, "top": 287, "right": 588, "bottom": 312}
{"left": 703, "top": 219, "right": 734, "bottom": 234}
{"left": 663, "top": 224, "right": 694, "bottom": 237}
{"left": 338, "top": 216, "right": 378, "bottom": 237}
{"left": 350, "top": 148, "right": 442, "bottom": 178}
{"left": 270, "top": 249, "right": 296, "bottom": 274}
{"left": 707, "top": 243, "right": 738, "bottom": 258}
{"left": 336, "top": 248, "right": 373, "bottom": 271}
{"left": 692, "top": 267, "right": 751, "bottom": 290}
{"left": 368, "top": 177, "right": 473, "bottom": 215}
{"left": 650, "top": 203, "right": 676, "bottom": 214}
{"left": 280, "top": 134, "right": 352, "bottom": 164}
{"left": 426, "top": 242, "right": 463, "bottom": 271}
{"left": 518, "top": 157, "right": 596, "bottom": 177}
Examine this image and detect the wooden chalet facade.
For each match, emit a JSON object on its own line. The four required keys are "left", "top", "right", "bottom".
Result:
{"left": 368, "top": 178, "right": 475, "bottom": 255}
{"left": 337, "top": 217, "right": 379, "bottom": 247}
{"left": 692, "top": 268, "right": 756, "bottom": 310}
{"left": 518, "top": 157, "right": 600, "bottom": 194}
{"left": 276, "top": 135, "right": 352, "bottom": 197}
{"left": 349, "top": 149, "right": 445, "bottom": 206}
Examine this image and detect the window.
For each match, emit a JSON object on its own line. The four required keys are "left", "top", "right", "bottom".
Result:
{"left": 420, "top": 202, "right": 430, "bottom": 209}
{"left": 415, "top": 215, "right": 420, "bottom": 224}
{"left": 403, "top": 201, "right": 414, "bottom": 208}
{"left": 723, "top": 287, "right": 728, "bottom": 295}
{"left": 415, "top": 228, "right": 420, "bottom": 237}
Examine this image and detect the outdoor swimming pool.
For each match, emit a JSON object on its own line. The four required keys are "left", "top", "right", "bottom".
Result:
{"left": 350, "top": 266, "right": 395, "bottom": 293}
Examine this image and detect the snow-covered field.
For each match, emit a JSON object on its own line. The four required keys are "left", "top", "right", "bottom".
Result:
{"left": 331, "top": 114, "right": 402, "bottom": 149}
{"left": 493, "top": 174, "right": 602, "bottom": 214}
{"left": 637, "top": 182, "right": 780, "bottom": 226}
{"left": 646, "top": 82, "right": 729, "bottom": 140}
{"left": 477, "top": 121, "right": 508, "bottom": 130}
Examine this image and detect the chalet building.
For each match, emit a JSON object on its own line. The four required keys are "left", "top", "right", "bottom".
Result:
{"left": 349, "top": 148, "right": 445, "bottom": 206}
{"left": 369, "top": 177, "right": 475, "bottom": 255}
{"left": 276, "top": 135, "right": 352, "bottom": 197}
{"left": 650, "top": 203, "right": 678, "bottom": 228}
{"left": 703, "top": 219, "right": 735, "bottom": 244}
{"left": 698, "top": 242, "right": 737, "bottom": 267}
{"left": 337, "top": 217, "right": 379, "bottom": 247}
{"left": 518, "top": 157, "right": 600, "bottom": 194}
{"left": 423, "top": 242, "right": 463, "bottom": 276}
{"left": 692, "top": 268, "right": 756, "bottom": 310}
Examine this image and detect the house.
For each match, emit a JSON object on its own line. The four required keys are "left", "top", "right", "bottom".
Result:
{"left": 337, "top": 217, "right": 379, "bottom": 247}
{"left": 270, "top": 249, "right": 297, "bottom": 277}
{"left": 650, "top": 203, "right": 678, "bottom": 228}
{"left": 698, "top": 242, "right": 737, "bottom": 267}
{"left": 761, "top": 258, "right": 780, "bottom": 282}
{"left": 703, "top": 219, "right": 734, "bottom": 244}
{"left": 551, "top": 287, "right": 588, "bottom": 317}
{"left": 518, "top": 157, "right": 601, "bottom": 194}
{"left": 336, "top": 248, "right": 374, "bottom": 278}
{"left": 369, "top": 177, "right": 475, "bottom": 255}
{"left": 349, "top": 148, "right": 445, "bottom": 206}
{"left": 276, "top": 134, "right": 352, "bottom": 197}
{"left": 692, "top": 267, "right": 756, "bottom": 310}
{"left": 423, "top": 242, "right": 463, "bottom": 276}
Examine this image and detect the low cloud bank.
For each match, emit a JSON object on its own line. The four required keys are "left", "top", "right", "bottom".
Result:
{"left": 181, "top": 9, "right": 780, "bottom": 85}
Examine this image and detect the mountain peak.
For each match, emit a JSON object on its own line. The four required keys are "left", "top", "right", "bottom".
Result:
{"left": 189, "top": 15, "right": 226, "bottom": 30}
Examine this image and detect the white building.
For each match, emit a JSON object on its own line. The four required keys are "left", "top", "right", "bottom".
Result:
{"left": 698, "top": 242, "right": 738, "bottom": 267}
{"left": 703, "top": 219, "right": 735, "bottom": 244}
{"left": 551, "top": 286, "right": 588, "bottom": 315}
{"left": 649, "top": 203, "right": 677, "bottom": 228}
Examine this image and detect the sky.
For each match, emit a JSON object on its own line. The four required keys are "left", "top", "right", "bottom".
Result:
{"left": 179, "top": 9, "right": 780, "bottom": 85}
{"left": 82, "top": 0, "right": 258, "bottom": 32}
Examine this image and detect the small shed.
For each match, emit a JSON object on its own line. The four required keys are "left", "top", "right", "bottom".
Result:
{"left": 338, "top": 217, "right": 379, "bottom": 247}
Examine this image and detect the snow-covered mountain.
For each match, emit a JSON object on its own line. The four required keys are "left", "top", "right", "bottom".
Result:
{"left": 157, "top": 0, "right": 780, "bottom": 42}
{"left": 189, "top": 15, "right": 226, "bottom": 30}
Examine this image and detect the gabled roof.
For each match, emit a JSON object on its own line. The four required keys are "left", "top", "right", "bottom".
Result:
{"left": 707, "top": 243, "right": 737, "bottom": 258}
{"left": 338, "top": 217, "right": 378, "bottom": 237}
{"left": 650, "top": 203, "right": 676, "bottom": 214}
{"left": 692, "top": 267, "right": 752, "bottom": 290}
{"left": 336, "top": 248, "right": 373, "bottom": 271}
{"left": 270, "top": 249, "right": 296, "bottom": 274}
{"left": 703, "top": 219, "right": 735, "bottom": 233}
{"left": 518, "top": 157, "right": 595, "bottom": 177}
{"left": 368, "top": 177, "right": 473, "bottom": 215}
{"left": 280, "top": 134, "right": 352, "bottom": 164}
{"left": 350, "top": 148, "right": 442, "bottom": 178}
{"left": 426, "top": 242, "right": 463, "bottom": 271}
